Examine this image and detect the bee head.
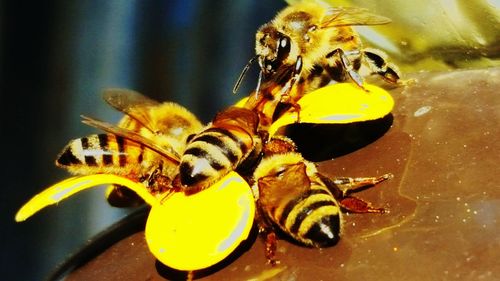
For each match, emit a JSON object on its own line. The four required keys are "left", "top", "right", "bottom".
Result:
{"left": 256, "top": 25, "right": 291, "bottom": 74}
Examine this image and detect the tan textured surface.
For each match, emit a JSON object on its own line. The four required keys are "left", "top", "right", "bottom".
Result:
{"left": 66, "top": 68, "right": 500, "bottom": 280}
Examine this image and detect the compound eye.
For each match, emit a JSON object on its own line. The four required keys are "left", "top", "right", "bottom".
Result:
{"left": 279, "top": 36, "right": 289, "bottom": 48}
{"left": 276, "top": 36, "right": 291, "bottom": 60}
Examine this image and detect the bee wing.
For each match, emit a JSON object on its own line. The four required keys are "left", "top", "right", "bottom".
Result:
{"left": 103, "top": 88, "right": 160, "bottom": 133}
{"left": 213, "top": 107, "right": 260, "bottom": 133}
{"left": 321, "top": 7, "right": 391, "bottom": 28}
{"left": 258, "top": 162, "right": 311, "bottom": 207}
{"left": 81, "top": 115, "right": 181, "bottom": 165}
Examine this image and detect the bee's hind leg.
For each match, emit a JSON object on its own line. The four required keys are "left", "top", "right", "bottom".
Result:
{"left": 320, "top": 173, "right": 393, "bottom": 214}
{"left": 337, "top": 196, "right": 385, "bottom": 214}
{"left": 362, "top": 48, "right": 401, "bottom": 85}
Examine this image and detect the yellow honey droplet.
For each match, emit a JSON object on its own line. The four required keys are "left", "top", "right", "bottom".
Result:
{"left": 145, "top": 172, "right": 255, "bottom": 271}
{"left": 15, "top": 174, "right": 157, "bottom": 222}
{"left": 269, "top": 83, "right": 394, "bottom": 135}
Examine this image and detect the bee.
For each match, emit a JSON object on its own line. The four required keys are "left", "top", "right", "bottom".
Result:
{"left": 243, "top": 0, "right": 401, "bottom": 119}
{"left": 17, "top": 80, "right": 397, "bottom": 272}
{"left": 57, "top": 89, "right": 264, "bottom": 197}
{"left": 178, "top": 106, "right": 265, "bottom": 194}
{"left": 56, "top": 89, "right": 204, "bottom": 202}
{"left": 55, "top": 88, "right": 269, "bottom": 203}
{"left": 17, "top": 91, "right": 261, "bottom": 273}
{"left": 252, "top": 136, "right": 391, "bottom": 264}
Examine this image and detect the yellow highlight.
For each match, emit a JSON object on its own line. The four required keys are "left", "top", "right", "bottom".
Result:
{"left": 235, "top": 83, "right": 394, "bottom": 136}
{"left": 146, "top": 172, "right": 255, "bottom": 271}
{"left": 16, "top": 172, "right": 255, "bottom": 271}
{"left": 15, "top": 174, "right": 158, "bottom": 222}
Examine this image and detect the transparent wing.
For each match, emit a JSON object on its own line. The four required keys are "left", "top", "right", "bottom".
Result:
{"left": 258, "top": 162, "right": 311, "bottom": 207}
{"left": 103, "top": 88, "right": 160, "bottom": 133}
{"left": 321, "top": 6, "right": 391, "bottom": 28}
{"left": 213, "top": 107, "right": 259, "bottom": 134}
{"left": 81, "top": 115, "right": 181, "bottom": 165}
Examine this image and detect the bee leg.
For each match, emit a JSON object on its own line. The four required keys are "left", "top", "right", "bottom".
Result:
{"left": 279, "top": 55, "right": 302, "bottom": 94}
{"left": 319, "top": 173, "right": 392, "bottom": 213}
{"left": 332, "top": 173, "right": 393, "bottom": 196}
{"left": 279, "top": 93, "right": 302, "bottom": 122}
{"left": 338, "top": 196, "right": 385, "bottom": 214}
{"left": 326, "top": 48, "right": 366, "bottom": 90}
{"left": 279, "top": 56, "right": 303, "bottom": 122}
{"left": 362, "top": 48, "right": 401, "bottom": 84}
{"left": 263, "top": 230, "right": 279, "bottom": 265}
{"left": 256, "top": 205, "right": 280, "bottom": 265}
{"left": 146, "top": 165, "right": 172, "bottom": 195}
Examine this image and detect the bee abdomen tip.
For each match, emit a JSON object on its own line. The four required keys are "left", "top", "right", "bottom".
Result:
{"left": 179, "top": 162, "right": 209, "bottom": 188}
{"left": 304, "top": 214, "right": 341, "bottom": 248}
{"left": 56, "top": 148, "right": 81, "bottom": 166}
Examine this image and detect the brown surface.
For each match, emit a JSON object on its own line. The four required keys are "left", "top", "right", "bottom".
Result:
{"left": 66, "top": 67, "right": 500, "bottom": 281}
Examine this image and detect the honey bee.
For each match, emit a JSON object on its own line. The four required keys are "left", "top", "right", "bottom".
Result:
{"left": 17, "top": 93, "right": 261, "bottom": 273}
{"left": 57, "top": 88, "right": 266, "bottom": 197}
{"left": 252, "top": 136, "right": 391, "bottom": 264}
{"left": 56, "top": 89, "right": 204, "bottom": 202}
{"left": 178, "top": 106, "right": 265, "bottom": 194}
{"left": 244, "top": 0, "right": 401, "bottom": 117}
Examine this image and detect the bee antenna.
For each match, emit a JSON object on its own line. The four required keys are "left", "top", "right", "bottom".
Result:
{"left": 232, "top": 55, "right": 258, "bottom": 95}
{"left": 254, "top": 69, "right": 263, "bottom": 99}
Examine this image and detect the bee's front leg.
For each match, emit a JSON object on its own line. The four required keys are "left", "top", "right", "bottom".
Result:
{"left": 146, "top": 164, "right": 172, "bottom": 195}
{"left": 281, "top": 56, "right": 303, "bottom": 122}
{"left": 279, "top": 93, "right": 302, "bottom": 123}
{"left": 255, "top": 205, "right": 280, "bottom": 265}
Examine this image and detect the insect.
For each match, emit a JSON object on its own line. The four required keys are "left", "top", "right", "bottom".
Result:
{"left": 17, "top": 90, "right": 261, "bottom": 272}
{"left": 239, "top": 0, "right": 401, "bottom": 124}
{"left": 252, "top": 136, "right": 392, "bottom": 264}
{"left": 256, "top": 0, "right": 401, "bottom": 88}
{"left": 17, "top": 81, "right": 396, "bottom": 273}
{"left": 178, "top": 106, "right": 265, "bottom": 194}
{"left": 66, "top": 89, "right": 264, "bottom": 197}
{"left": 56, "top": 88, "right": 203, "bottom": 204}
{"left": 178, "top": 80, "right": 382, "bottom": 193}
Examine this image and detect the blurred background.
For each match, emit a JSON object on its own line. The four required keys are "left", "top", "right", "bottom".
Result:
{"left": 1, "top": 1, "right": 285, "bottom": 280}
{"left": 1, "top": 0, "right": 498, "bottom": 280}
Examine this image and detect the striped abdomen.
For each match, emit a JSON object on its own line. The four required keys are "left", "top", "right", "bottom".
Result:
{"left": 264, "top": 180, "right": 341, "bottom": 247}
{"left": 56, "top": 134, "right": 149, "bottom": 177}
{"left": 179, "top": 126, "right": 255, "bottom": 192}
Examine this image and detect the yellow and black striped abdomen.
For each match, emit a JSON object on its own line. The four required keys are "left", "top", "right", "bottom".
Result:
{"left": 179, "top": 127, "right": 249, "bottom": 192}
{"left": 270, "top": 183, "right": 341, "bottom": 247}
{"left": 56, "top": 134, "right": 147, "bottom": 176}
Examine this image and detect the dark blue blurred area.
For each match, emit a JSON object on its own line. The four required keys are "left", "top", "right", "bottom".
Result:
{"left": 0, "top": 1, "right": 285, "bottom": 280}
